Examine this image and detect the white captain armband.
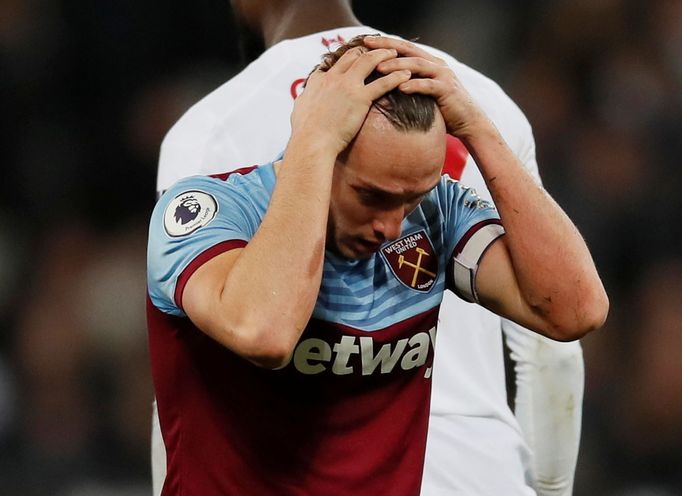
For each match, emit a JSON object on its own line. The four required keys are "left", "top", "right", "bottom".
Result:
{"left": 449, "top": 222, "right": 505, "bottom": 303}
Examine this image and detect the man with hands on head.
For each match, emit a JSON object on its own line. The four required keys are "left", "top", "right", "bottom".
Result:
{"left": 156, "top": 3, "right": 589, "bottom": 495}
{"left": 147, "top": 36, "right": 608, "bottom": 495}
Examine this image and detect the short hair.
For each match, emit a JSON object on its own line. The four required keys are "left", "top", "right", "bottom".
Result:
{"left": 315, "top": 35, "right": 438, "bottom": 133}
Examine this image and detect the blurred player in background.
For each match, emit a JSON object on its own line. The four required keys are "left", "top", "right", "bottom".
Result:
{"left": 154, "top": 1, "right": 587, "bottom": 495}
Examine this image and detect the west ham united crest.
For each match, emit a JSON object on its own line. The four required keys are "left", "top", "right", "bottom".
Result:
{"left": 163, "top": 190, "right": 218, "bottom": 237}
{"left": 381, "top": 230, "right": 438, "bottom": 293}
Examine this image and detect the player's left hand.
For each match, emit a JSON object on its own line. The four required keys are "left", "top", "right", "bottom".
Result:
{"left": 364, "top": 36, "right": 490, "bottom": 140}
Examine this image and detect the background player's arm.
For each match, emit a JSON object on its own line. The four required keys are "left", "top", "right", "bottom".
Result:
{"left": 181, "top": 47, "right": 410, "bottom": 368}
{"left": 506, "top": 320, "right": 584, "bottom": 496}
{"left": 368, "top": 36, "right": 608, "bottom": 341}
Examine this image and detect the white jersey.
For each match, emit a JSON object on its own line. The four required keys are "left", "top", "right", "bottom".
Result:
{"left": 156, "top": 26, "right": 581, "bottom": 496}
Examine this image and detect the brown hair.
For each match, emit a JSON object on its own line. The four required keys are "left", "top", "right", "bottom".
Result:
{"left": 315, "top": 35, "right": 437, "bottom": 132}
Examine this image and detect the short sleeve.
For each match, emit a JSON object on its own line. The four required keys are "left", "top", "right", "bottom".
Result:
{"left": 438, "top": 178, "right": 505, "bottom": 302}
{"left": 147, "top": 175, "right": 261, "bottom": 316}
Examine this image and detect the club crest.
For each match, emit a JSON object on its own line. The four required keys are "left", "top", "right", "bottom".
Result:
{"left": 163, "top": 190, "right": 218, "bottom": 237}
{"left": 381, "top": 230, "right": 438, "bottom": 293}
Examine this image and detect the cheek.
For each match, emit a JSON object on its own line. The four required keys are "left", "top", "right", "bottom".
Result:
{"left": 331, "top": 194, "right": 373, "bottom": 232}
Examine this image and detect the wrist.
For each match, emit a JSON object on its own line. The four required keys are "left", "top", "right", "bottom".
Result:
{"left": 453, "top": 116, "right": 502, "bottom": 149}
{"left": 285, "top": 133, "right": 339, "bottom": 167}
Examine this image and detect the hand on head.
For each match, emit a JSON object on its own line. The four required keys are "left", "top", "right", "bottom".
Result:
{"left": 290, "top": 44, "right": 410, "bottom": 156}
{"left": 364, "top": 36, "right": 488, "bottom": 139}
{"left": 290, "top": 35, "right": 490, "bottom": 159}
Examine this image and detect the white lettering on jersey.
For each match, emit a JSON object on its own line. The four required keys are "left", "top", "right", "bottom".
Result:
{"left": 382, "top": 232, "right": 425, "bottom": 256}
{"left": 289, "top": 327, "right": 437, "bottom": 378}
{"left": 332, "top": 336, "right": 360, "bottom": 375}
{"left": 401, "top": 333, "right": 431, "bottom": 370}
{"left": 360, "top": 336, "right": 407, "bottom": 375}
{"left": 293, "top": 338, "right": 332, "bottom": 374}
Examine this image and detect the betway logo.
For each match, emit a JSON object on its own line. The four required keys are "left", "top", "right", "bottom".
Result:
{"left": 282, "top": 327, "right": 437, "bottom": 378}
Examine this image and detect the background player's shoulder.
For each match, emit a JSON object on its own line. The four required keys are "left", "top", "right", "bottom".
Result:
{"left": 159, "top": 174, "right": 222, "bottom": 200}
{"left": 163, "top": 164, "right": 269, "bottom": 199}
{"left": 162, "top": 44, "right": 296, "bottom": 145}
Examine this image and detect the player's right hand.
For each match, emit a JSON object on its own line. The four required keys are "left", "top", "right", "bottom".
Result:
{"left": 289, "top": 47, "right": 412, "bottom": 157}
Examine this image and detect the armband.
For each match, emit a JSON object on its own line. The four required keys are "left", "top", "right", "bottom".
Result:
{"left": 450, "top": 222, "right": 505, "bottom": 303}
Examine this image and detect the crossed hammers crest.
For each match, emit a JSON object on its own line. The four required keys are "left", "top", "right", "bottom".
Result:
{"left": 398, "top": 248, "right": 436, "bottom": 288}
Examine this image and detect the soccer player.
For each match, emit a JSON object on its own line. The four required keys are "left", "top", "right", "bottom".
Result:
{"left": 155, "top": 2, "right": 588, "bottom": 495}
{"left": 147, "top": 35, "right": 607, "bottom": 495}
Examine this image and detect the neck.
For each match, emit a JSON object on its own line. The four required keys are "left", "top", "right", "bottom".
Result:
{"left": 260, "top": 0, "right": 362, "bottom": 48}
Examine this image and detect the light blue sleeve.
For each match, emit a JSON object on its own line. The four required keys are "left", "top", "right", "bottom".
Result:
{"left": 435, "top": 177, "right": 505, "bottom": 302}
{"left": 147, "top": 175, "right": 262, "bottom": 316}
{"left": 439, "top": 177, "right": 502, "bottom": 257}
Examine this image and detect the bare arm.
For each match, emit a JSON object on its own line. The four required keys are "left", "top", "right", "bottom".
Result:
{"left": 368, "top": 36, "right": 608, "bottom": 340}
{"left": 181, "top": 47, "right": 411, "bottom": 367}
{"left": 459, "top": 125, "right": 606, "bottom": 340}
{"left": 181, "top": 139, "right": 333, "bottom": 368}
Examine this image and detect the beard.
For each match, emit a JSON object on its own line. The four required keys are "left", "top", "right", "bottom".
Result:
{"left": 326, "top": 214, "right": 376, "bottom": 261}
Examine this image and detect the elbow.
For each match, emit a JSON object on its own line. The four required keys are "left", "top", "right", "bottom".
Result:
{"left": 576, "top": 283, "right": 610, "bottom": 338}
{"left": 213, "top": 298, "right": 312, "bottom": 369}
{"left": 230, "top": 321, "right": 300, "bottom": 370}
{"left": 244, "top": 340, "right": 295, "bottom": 370}
{"left": 543, "top": 286, "right": 610, "bottom": 342}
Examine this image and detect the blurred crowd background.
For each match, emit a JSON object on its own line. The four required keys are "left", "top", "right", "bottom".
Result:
{"left": 0, "top": 0, "right": 680, "bottom": 494}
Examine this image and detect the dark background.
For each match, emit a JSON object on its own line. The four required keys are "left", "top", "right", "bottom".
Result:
{"left": 0, "top": 0, "right": 680, "bottom": 494}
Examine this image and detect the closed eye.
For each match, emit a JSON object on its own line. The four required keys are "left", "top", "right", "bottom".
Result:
{"left": 357, "top": 189, "right": 392, "bottom": 206}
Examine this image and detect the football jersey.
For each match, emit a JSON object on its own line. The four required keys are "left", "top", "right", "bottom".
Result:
{"left": 147, "top": 165, "right": 503, "bottom": 495}
{"left": 156, "top": 26, "right": 542, "bottom": 495}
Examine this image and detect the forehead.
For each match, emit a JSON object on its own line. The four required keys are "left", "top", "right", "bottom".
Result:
{"left": 341, "top": 111, "right": 446, "bottom": 194}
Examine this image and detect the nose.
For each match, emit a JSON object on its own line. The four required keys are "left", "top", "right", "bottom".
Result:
{"left": 372, "top": 206, "right": 404, "bottom": 242}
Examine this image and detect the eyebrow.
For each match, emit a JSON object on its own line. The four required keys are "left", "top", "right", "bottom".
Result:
{"left": 353, "top": 181, "right": 439, "bottom": 201}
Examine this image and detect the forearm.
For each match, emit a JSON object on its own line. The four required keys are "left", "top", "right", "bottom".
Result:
{"left": 216, "top": 138, "right": 335, "bottom": 363}
{"left": 462, "top": 119, "right": 608, "bottom": 339}
{"left": 183, "top": 46, "right": 411, "bottom": 366}
{"left": 505, "top": 321, "right": 584, "bottom": 495}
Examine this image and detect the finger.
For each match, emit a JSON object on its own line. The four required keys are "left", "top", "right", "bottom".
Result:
{"left": 327, "top": 46, "right": 365, "bottom": 74}
{"left": 346, "top": 48, "right": 398, "bottom": 80}
{"left": 306, "top": 67, "right": 325, "bottom": 82}
{"left": 364, "top": 36, "right": 442, "bottom": 65}
{"left": 300, "top": 67, "right": 327, "bottom": 92}
{"left": 376, "top": 57, "right": 445, "bottom": 78}
{"left": 398, "top": 78, "right": 444, "bottom": 97}
{"left": 365, "top": 70, "right": 412, "bottom": 99}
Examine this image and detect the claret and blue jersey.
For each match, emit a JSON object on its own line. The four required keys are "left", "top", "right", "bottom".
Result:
{"left": 146, "top": 163, "right": 502, "bottom": 495}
